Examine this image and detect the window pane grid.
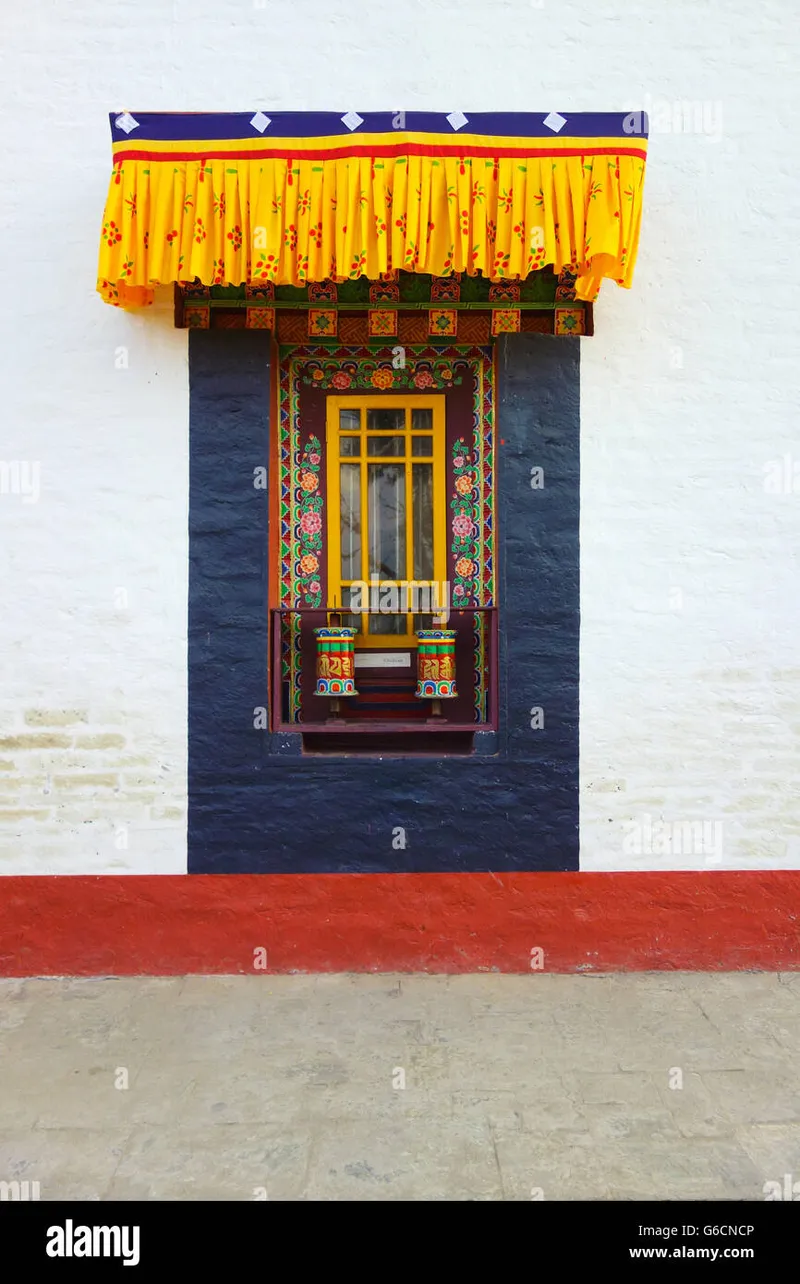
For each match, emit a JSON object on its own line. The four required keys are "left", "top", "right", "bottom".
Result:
{"left": 330, "top": 400, "right": 443, "bottom": 644}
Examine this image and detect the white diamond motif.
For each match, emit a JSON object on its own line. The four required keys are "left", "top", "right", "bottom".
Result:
{"left": 341, "top": 111, "right": 364, "bottom": 132}
{"left": 250, "top": 112, "right": 272, "bottom": 134}
{"left": 114, "top": 112, "right": 139, "bottom": 135}
{"left": 543, "top": 112, "right": 567, "bottom": 133}
{"left": 446, "top": 111, "right": 469, "bottom": 131}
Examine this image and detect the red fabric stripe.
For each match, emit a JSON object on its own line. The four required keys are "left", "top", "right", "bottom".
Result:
{"left": 111, "top": 143, "right": 648, "bottom": 164}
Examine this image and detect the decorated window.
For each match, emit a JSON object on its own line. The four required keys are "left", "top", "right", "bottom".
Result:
{"left": 276, "top": 346, "right": 496, "bottom": 732}
{"left": 326, "top": 395, "right": 447, "bottom": 646}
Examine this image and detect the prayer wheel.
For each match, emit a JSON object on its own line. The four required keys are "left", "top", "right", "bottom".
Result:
{"left": 314, "top": 627, "right": 358, "bottom": 696}
{"left": 414, "top": 629, "right": 457, "bottom": 700}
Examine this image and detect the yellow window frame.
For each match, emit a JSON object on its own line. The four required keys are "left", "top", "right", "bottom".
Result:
{"left": 326, "top": 394, "right": 448, "bottom": 647}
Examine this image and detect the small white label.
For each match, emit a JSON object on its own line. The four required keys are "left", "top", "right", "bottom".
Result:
{"left": 355, "top": 652, "right": 411, "bottom": 669}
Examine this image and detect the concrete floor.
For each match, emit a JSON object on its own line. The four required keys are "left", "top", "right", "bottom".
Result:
{"left": 1, "top": 973, "right": 799, "bottom": 1200}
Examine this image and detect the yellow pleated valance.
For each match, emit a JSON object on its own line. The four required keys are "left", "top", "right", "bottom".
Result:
{"left": 97, "top": 111, "right": 648, "bottom": 309}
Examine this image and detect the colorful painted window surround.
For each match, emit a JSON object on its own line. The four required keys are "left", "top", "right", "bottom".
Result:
{"left": 277, "top": 344, "right": 495, "bottom": 728}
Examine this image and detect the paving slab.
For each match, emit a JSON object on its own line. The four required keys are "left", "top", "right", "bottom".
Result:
{"left": 0, "top": 973, "right": 798, "bottom": 1200}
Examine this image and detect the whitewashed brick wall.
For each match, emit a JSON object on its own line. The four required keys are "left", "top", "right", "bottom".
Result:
{"left": 1, "top": 0, "right": 797, "bottom": 872}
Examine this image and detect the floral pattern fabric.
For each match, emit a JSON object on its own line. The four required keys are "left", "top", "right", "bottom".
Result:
{"left": 97, "top": 124, "right": 647, "bottom": 309}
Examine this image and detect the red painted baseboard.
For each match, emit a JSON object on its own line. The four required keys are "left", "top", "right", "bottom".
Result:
{"left": 1, "top": 872, "right": 799, "bottom": 975}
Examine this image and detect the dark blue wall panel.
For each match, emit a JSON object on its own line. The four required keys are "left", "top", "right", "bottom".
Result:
{"left": 188, "top": 332, "right": 579, "bottom": 873}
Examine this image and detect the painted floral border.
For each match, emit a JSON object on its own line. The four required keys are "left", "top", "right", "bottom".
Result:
{"left": 451, "top": 438, "right": 480, "bottom": 605}
{"left": 296, "top": 434, "right": 323, "bottom": 608}
{"left": 300, "top": 357, "right": 465, "bottom": 392}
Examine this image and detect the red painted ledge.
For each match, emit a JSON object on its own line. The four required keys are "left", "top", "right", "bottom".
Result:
{"left": 1, "top": 872, "right": 799, "bottom": 976}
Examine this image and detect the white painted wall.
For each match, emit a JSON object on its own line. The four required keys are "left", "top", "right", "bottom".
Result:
{"left": 0, "top": 0, "right": 797, "bottom": 872}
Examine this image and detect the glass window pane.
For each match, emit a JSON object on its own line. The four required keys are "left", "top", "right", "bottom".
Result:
{"left": 412, "top": 463, "right": 434, "bottom": 581}
{"left": 367, "top": 408, "right": 405, "bottom": 432}
{"left": 412, "top": 436, "right": 433, "bottom": 457}
{"left": 411, "top": 408, "right": 432, "bottom": 431}
{"left": 339, "top": 436, "right": 360, "bottom": 456}
{"left": 338, "top": 590, "right": 364, "bottom": 635}
{"left": 340, "top": 409, "right": 360, "bottom": 430}
{"left": 367, "top": 435, "right": 404, "bottom": 456}
{"left": 340, "top": 463, "right": 361, "bottom": 581}
{"left": 368, "top": 613, "right": 405, "bottom": 635}
{"left": 368, "top": 463, "right": 406, "bottom": 581}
